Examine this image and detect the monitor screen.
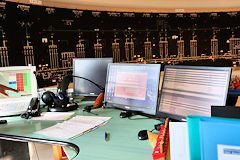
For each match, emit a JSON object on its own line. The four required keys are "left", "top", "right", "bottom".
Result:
{"left": 0, "top": 66, "right": 37, "bottom": 100}
{"left": 73, "top": 58, "right": 113, "bottom": 96}
{"left": 104, "top": 63, "right": 161, "bottom": 115}
{"left": 157, "top": 65, "right": 231, "bottom": 121}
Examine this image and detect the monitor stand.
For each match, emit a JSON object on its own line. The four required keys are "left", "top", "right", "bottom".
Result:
{"left": 81, "top": 96, "right": 97, "bottom": 101}
{"left": 119, "top": 110, "right": 156, "bottom": 119}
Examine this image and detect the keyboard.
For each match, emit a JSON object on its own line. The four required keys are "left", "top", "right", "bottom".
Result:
{"left": 0, "top": 101, "right": 30, "bottom": 117}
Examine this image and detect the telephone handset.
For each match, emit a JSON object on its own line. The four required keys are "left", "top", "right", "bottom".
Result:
{"left": 28, "top": 97, "right": 40, "bottom": 110}
{"left": 21, "top": 97, "right": 41, "bottom": 119}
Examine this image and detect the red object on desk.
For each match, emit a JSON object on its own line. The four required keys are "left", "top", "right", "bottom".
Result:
{"left": 93, "top": 92, "right": 104, "bottom": 108}
{"left": 152, "top": 125, "right": 170, "bottom": 160}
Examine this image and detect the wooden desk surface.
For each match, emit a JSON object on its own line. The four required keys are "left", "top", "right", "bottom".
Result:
{"left": 0, "top": 101, "right": 159, "bottom": 160}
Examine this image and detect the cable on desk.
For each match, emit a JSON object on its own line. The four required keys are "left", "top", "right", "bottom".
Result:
{"left": 82, "top": 109, "right": 98, "bottom": 116}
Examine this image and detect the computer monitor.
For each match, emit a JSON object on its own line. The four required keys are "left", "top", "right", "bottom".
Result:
{"left": 104, "top": 63, "right": 161, "bottom": 115}
{"left": 0, "top": 66, "right": 38, "bottom": 116}
{"left": 73, "top": 58, "right": 113, "bottom": 97}
{"left": 157, "top": 65, "right": 231, "bottom": 121}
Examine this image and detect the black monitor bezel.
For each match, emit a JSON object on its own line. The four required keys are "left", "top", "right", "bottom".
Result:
{"left": 104, "top": 63, "right": 161, "bottom": 116}
{"left": 73, "top": 58, "right": 113, "bottom": 97}
{"left": 156, "top": 65, "right": 232, "bottom": 121}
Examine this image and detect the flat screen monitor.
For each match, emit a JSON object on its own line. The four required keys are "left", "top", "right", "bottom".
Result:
{"left": 73, "top": 58, "right": 113, "bottom": 96}
{"left": 104, "top": 63, "right": 161, "bottom": 115}
{"left": 0, "top": 66, "right": 38, "bottom": 116}
{"left": 157, "top": 65, "right": 231, "bottom": 121}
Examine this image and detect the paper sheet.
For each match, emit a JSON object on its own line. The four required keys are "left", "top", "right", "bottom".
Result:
{"left": 34, "top": 115, "right": 111, "bottom": 139}
{"left": 31, "top": 112, "right": 75, "bottom": 121}
{"left": 169, "top": 122, "right": 190, "bottom": 160}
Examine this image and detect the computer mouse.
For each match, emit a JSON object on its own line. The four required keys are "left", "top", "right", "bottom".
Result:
{"left": 138, "top": 130, "right": 148, "bottom": 140}
{"left": 119, "top": 111, "right": 132, "bottom": 118}
{"left": 120, "top": 112, "right": 127, "bottom": 118}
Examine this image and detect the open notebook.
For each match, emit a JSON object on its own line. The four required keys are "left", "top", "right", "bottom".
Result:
{"left": 35, "top": 115, "right": 111, "bottom": 139}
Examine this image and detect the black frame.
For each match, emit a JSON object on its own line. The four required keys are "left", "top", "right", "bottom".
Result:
{"left": 104, "top": 63, "right": 161, "bottom": 116}
{"left": 73, "top": 58, "right": 113, "bottom": 96}
{"left": 156, "top": 65, "right": 232, "bottom": 121}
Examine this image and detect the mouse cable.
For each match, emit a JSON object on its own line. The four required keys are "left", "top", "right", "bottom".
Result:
{"left": 150, "top": 128, "right": 156, "bottom": 132}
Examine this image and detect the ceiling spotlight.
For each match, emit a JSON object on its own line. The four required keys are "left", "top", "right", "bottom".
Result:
{"left": 210, "top": 13, "right": 218, "bottom": 17}
{"left": 159, "top": 14, "right": 168, "bottom": 18}
{"left": 227, "top": 12, "right": 237, "bottom": 17}
{"left": 190, "top": 13, "right": 198, "bottom": 18}
{"left": 107, "top": 12, "right": 121, "bottom": 17}
{"left": 29, "top": 0, "right": 42, "bottom": 5}
{"left": 176, "top": 14, "right": 184, "bottom": 17}
{"left": 142, "top": 13, "right": 151, "bottom": 18}
{"left": 175, "top": 9, "right": 185, "bottom": 12}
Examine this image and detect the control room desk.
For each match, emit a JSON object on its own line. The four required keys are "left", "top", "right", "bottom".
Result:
{"left": 0, "top": 101, "right": 159, "bottom": 160}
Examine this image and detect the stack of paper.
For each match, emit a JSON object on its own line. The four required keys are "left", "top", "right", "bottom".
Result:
{"left": 34, "top": 115, "right": 111, "bottom": 139}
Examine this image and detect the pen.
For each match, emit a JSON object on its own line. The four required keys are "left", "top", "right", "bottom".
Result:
{"left": 105, "top": 132, "right": 109, "bottom": 141}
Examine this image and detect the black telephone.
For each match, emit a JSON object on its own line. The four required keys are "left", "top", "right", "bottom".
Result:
{"left": 21, "top": 97, "right": 41, "bottom": 119}
{"left": 29, "top": 97, "right": 40, "bottom": 110}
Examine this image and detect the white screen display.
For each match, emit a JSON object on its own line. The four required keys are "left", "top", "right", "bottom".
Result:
{"left": 158, "top": 66, "right": 231, "bottom": 118}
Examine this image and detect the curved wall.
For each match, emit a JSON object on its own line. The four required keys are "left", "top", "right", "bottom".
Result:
{"left": 6, "top": 0, "right": 240, "bottom": 13}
